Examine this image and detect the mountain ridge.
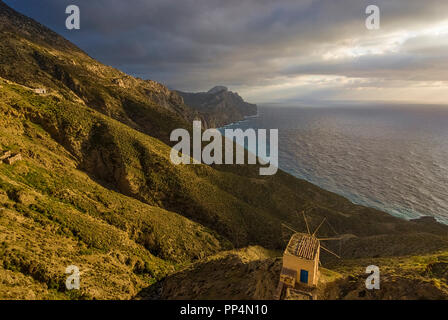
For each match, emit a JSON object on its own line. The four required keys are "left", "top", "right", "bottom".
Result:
{"left": 0, "top": 1, "right": 447, "bottom": 300}
{"left": 176, "top": 86, "right": 258, "bottom": 128}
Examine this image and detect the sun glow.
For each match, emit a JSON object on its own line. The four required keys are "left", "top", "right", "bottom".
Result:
{"left": 323, "top": 20, "right": 448, "bottom": 61}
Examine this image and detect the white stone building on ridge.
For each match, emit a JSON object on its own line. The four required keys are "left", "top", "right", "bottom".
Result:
{"left": 33, "top": 88, "right": 47, "bottom": 94}
{"left": 280, "top": 233, "right": 320, "bottom": 287}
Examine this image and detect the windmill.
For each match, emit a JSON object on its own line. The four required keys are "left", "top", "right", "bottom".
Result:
{"left": 276, "top": 211, "right": 341, "bottom": 298}
{"left": 284, "top": 211, "right": 342, "bottom": 259}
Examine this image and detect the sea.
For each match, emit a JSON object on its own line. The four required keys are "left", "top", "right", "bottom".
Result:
{"left": 221, "top": 103, "right": 448, "bottom": 224}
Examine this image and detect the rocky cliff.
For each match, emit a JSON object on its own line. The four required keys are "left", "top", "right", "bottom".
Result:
{"left": 0, "top": 1, "right": 447, "bottom": 300}
{"left": 177, "top": 86, "right": 258, "bottom": 128}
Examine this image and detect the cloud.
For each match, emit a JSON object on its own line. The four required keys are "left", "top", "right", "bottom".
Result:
{"left": 4, "top": 0, "right": 448, "bottom": 103}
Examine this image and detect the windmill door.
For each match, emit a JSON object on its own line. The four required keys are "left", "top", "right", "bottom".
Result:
{"left": 300, "top": 270, "right": 309, "bottom": 284}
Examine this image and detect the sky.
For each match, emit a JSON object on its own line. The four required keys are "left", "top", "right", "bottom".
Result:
{"left": 4, "top": 0, "right": 448, "bottom": 104}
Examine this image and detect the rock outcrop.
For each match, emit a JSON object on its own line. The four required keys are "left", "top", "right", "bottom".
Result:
{"left": 177, "top": 86, "right": 257, "bottom": 128}
{"left": 1, "top": 1, "right": 448, "bottom": 301}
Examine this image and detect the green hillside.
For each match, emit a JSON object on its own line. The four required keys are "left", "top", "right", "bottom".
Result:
{"left": 0, "top": 1, "right": 447, "bottom": 300}
{"left": 150, "top": 246, "right": 448, "bottom": 300}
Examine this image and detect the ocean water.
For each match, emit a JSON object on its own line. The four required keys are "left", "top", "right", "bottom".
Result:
{"left": 222, "top": 104, "right": 448, "bottom": 224}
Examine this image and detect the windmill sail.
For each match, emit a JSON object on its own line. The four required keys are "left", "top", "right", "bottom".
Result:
{"left": 312, "top": 218, "right": 326, "bottom": 236}
{"left": 320, "top": 244, "right": 341, "bottom": 259}
{"left": 302, "top": 211, "right": 311, "bottom": 235}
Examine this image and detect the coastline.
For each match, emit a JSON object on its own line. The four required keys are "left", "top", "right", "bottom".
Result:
{"left": 217, "top": 105, "right": 448, "bottom": 226}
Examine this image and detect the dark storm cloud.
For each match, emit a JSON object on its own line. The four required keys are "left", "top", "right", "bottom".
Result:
{"left": 4, "top": 0, "right": 448, "bottom": 100}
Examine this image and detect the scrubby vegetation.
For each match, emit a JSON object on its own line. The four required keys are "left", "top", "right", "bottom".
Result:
{"left": 154, "top": 247, "right": 448, "bottom": 300}
{"left": 0, "top": 1, "right": 447, "bottom": 299}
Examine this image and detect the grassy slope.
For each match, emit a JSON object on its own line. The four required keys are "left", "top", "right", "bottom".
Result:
{"left": 154, "top": 247, "right": 448, "bottom": 300}
{"left": 0, "top": 0, "right": 201, "bottom": 145}
{"left": 0, "top": 1, "right": 447, "bottom": 300}
{"left": 0, "top": 81, "right": 227, "bottom": 299}
{"left": 150, "top": 246, "right": 282, "bottom": 300}
{"left": 1, "top": 78, "right": 448, "bottom": 300}
{"left": 321, "top": 251, "right": 448, "bottom": 300}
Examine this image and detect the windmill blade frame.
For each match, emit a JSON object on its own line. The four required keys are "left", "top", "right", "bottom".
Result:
{"left": 302, "top": 211, "right": 311, "bottom": 235}
{"left": 281, "top": 223, "right": 299, "bottom": 234}
{"left": 312, "top": 217, "right": 326, "bottom": 236}
{"left": 321, "top": 244, "right": 341, "bottom": 259}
